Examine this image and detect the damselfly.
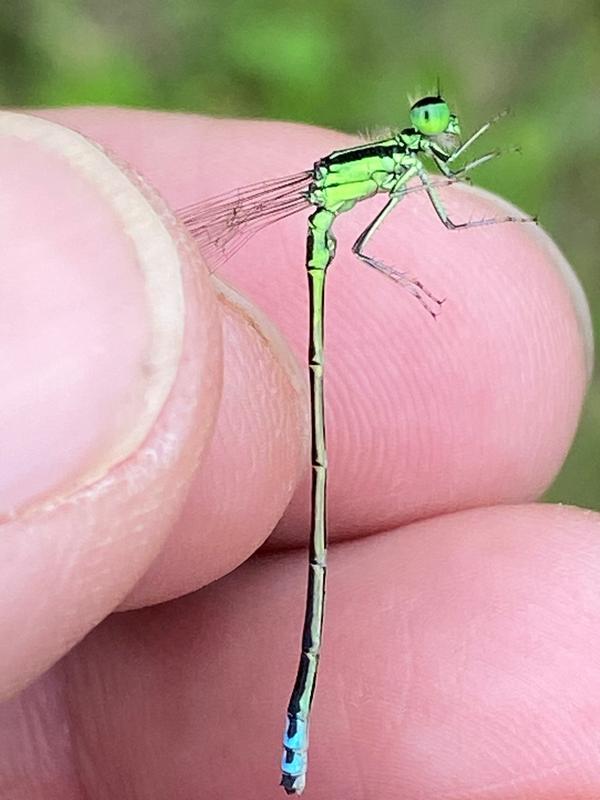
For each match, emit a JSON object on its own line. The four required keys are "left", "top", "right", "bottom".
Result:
{"left": 178, "top": 93, "right": 530, "bottom": 795}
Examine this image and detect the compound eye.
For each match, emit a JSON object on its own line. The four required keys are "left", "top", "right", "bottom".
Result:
{"left": 409, "top": 97, "right": 451, "bottom": 135}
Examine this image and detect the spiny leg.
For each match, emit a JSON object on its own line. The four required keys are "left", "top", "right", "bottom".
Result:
{"left": 281, "top": 207, "right": 334, "bottom": 795}
{"left": 433, "top": 144, "right": 522, "bottom": 181}
{"left": 418, "top": 169, "right": 534, "bottom": 230}
{"left": 351, "top": 183, "right": 444, "bottom": 318}
{"left": 447, "top": 108, "right": 509, "bottom": 164}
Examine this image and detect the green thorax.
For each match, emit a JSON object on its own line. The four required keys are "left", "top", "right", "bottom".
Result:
{"left": 307, "top": 129, "right": 425, "bottom": 213}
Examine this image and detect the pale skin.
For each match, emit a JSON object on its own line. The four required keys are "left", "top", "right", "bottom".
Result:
{"left": 0, "top": 108, "right": 598, "bottom": 799}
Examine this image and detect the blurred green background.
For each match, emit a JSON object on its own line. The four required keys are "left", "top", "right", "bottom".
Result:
{"left": 1, "top": 0, "right": 598, "bottom": 508}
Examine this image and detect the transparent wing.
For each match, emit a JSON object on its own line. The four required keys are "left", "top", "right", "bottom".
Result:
{"left": 177, "top": 171, "right": 460, "bottom": 270}
{"left": 177, "top": 170, "right": 313, "bottom": 269}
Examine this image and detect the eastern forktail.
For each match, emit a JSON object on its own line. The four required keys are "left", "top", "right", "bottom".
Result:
{"left": 178, "top": 93, "right": 530, "bottom": 795}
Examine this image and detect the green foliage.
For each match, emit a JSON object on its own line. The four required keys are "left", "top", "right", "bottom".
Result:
{"left": 1, "top": 0, "right": 597, "bottom": 507}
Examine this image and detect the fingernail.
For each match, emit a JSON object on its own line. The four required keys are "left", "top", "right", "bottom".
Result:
{"left": 0, "top": 112, "right": 185, "bottom": 516}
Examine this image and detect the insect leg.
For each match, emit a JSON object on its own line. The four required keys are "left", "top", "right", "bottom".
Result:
{"left": 446, "top": 108, "right": 509, "bottom": 164}
{"left": 433, "top": 146, "right": 521, "bottom": 180}
{"left": 417, "top": 169, "right": 533, "bottom": 229}
{"left": 351, "top": 174, "right": 444, "bottom": 317}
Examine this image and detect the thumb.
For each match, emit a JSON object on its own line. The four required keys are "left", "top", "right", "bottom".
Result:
{"left": 0, "top": 111, "right": 219, "bottom": 698}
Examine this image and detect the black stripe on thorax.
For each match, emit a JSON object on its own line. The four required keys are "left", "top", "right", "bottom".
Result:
{"left": 320, "top": 141, "right": 399, "bottom": 168}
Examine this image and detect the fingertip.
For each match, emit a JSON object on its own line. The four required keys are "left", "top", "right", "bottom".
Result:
{"left": 464, "top": 182, "right": 594, "bottom": 382}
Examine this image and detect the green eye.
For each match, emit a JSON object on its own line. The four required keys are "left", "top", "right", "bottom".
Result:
{"left": 410, "top": 96, "right": 451, "bottom": 135}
